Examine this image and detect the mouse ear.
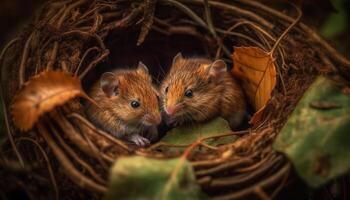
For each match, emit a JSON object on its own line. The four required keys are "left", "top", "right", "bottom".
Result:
{"left": 100, "top": 72, "right": 119, "bottom": 97}
{"left": 136, "top": 62, "right": 152, "bottom": 82}
{"left": 172, "top": 52, "right": 183, "bottom": 66}
{"left": 137, "top": 61, "right": 149, "bottom": 74}
{"left": 207, "top": 59, "right": 227, "bottom": 78}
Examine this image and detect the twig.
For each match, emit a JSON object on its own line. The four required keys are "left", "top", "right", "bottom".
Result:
{"left": 51, "top": 110, "right": 109, "bottom": 162}
{"left": 149, "top": 130, "right": 246, "bottom": 152}
{"left": 201, "top": 130, "right": 248, "bottom": 141}
{"left": 19, "top": 32, "right": 35, "bottom": 87}
{"left": 77, "top": 5, "right": 104, "bottom": 22}
{"left": 0, "top": 38, "right": 19, "bottom": 65}
{"left": 195, "top": 158, "right": 253, "bottom": 176}
{"left": 315, "top": 47, "right": 338, "bottom": 73}
{"left": 217, "top": 30, "right": 267, "bottom": 50}
{"left": 254, "top": 186, "right": 272, "bottom": 200}
{"left": 218, "top": 20, "right": 276, "bottom": 42}
{"left": 46, "top": 1, "right": 87, "bottom": 70}
{"left": 0, "top": 38, "right": 24, "bottom": 167}
{"left": 57, "top": 0, "right": 87, "bottom": 28}
{"left": 200, "top": 142, "right": 218, "bottom": 151}
{"left": 16, "top": 137, "right": 59, "bottom": 200}
{"left": 153, "top": 18, "right": 205, "bottom": 39}
{"left": 269, "top": 4, "right": 302, "bottom": 56}
{"left": 177, "top": 0, "right": 273, "bottom": 29}
{"left": 0, "top": 38, "right": 24, "bottom": 168}
{"left": 90, "top": 13, "right": 103, "bottom": 34}
{"left": 68, "top": 113, "right": 130, "bottom": 152}
{"left": 49, "top": 122, "right": 106, "bottom": 184}
{"left": 0, "top": 84, "right": 25, "bottom": 168}
{"left": 162, "top": 0, "right": 231, "bottom": 57}
{"left": 235, "top": 154, "right": 274, "bottom": 173}
{"left": 161, "top": 140, "right": 201, "bottom": 199}
{"left": 239, "top": 0, "right": 350, "bottom": 68}
{"left": 211, "top": 163, "right": 291, "bottom": 200}
{"left": 208, "top": 156, "right": 283, "bottom": 188}
{"left": 102, "top": 5, "right": 144, "bottom": 32}
{"left": 46, "top": 42, "right": 59, "bottom": 70}
{"left": 203, "top": 0, "right": 230, "bottom": 57}
{"left": 161, "top": 0, "right": 206, "bottom": 26}
{"left": 79, "top": 49, "right": 110, "bottom": 79}
{"left": 77, "top": 122, "right": 112, "bottom": 169}
{"left": 270, "top": 162, "right": 290, "bottom": 199}
{"left": 137, "top": 0, "right": 157, "bottom": 46}
{"left": 37, "top": 121, "right": 107, "bottom": 193}
{"left": 148, "top": 141, "right": 189, "bottom": 150}
{"left": 48, "top": 4, "right": 67, "bottom": 25}
{"left": 74, "top": 47, "right": 100, "bottom": 76}
{"left": 62, "top": 30, "right": 106, "bottom": 50}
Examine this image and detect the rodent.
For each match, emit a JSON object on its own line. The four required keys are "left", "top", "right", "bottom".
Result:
{"left": 160, "top": 53, "right": 246, "bottom": 129}
{"left": 85, "top": 62, "right": 161, "bottom": 147}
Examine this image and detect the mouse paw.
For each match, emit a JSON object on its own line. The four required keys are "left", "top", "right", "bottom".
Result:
{"left": 128, "top": 134, "right": 150, "bottom": 147}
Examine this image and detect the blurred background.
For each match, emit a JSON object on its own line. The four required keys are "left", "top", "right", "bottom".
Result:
{"left": 0, "top": 0, "right": 349, "bottom": 147}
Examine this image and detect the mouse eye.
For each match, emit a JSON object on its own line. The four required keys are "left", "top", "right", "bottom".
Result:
{"left": 131, "top": 101, "right": 140, "bottom": 108}
{"left": 184, "top": 89, "right": 193, "bottom": 98}
{"left": 165, "top": 86, "right": 169, "bottom": 94}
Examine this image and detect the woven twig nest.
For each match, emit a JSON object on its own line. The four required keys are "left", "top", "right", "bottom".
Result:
{"left": 1, "top": 0, "right": 350, "bottom": 199}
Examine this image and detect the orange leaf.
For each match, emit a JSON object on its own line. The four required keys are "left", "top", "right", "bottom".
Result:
{"left": 232, "top": 47, "right": 276, "bottom": 125}
{"left": 11, "top": 70, "right": 91, "bottom": 131}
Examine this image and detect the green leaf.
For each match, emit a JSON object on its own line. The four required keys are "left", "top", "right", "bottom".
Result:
{"left": 160, "top": 117, "right": 235, "bottom": 146}
{"left": 320, "top": 0, "right": 347, "bottom": 38}
{"left": 274, "top": 76, "right": 350, "bottom": 188}
{"left": 105, "top": 156, "right": 206, "bottom": 200}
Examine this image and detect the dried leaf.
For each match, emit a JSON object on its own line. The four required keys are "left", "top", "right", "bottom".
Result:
{"left": 232, "top": 46, "right": 276, "bottom": 125}
{"left": 11, "top": 70, "right": 90, "bottom": 131}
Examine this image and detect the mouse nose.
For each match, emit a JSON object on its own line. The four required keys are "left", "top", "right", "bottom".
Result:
{"left": 165, "top": 105, "right": 177, "bottom": 116}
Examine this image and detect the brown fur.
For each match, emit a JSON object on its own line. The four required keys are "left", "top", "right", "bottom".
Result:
{"left": 161, "top": 56, "right": 246, "bottom": 129}
{"left": 86, "top": 68, "right": 160, "bottom": 139}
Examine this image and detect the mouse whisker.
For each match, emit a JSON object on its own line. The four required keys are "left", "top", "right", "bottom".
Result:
{"left": 187, "top": 106, "right": 210, "bottom": 121}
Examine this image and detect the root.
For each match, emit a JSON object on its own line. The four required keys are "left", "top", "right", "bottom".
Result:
{"left": 50, "top": 123, "right": 106, "bottom": 185}
{"left": 19, "top": 32, "right": 34, "bottom": 87}
{"left": 16, "top": 137, "right": 59, "bottom": 200}
{"left": 211, "top": 163, "right": 291, "bottom": 200}
{"left": 37, "top": 121, "right": 107, "bottom": 193}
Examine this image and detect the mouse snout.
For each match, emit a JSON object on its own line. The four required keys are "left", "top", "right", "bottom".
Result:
{"left": 165, "top": 105, "right": 177, "bottom": 116}
{"left": 165, "top": 102, "right": 183, "bottom": 116}
{"left": 144, "top": 113, "right": 161, "bottom": 126}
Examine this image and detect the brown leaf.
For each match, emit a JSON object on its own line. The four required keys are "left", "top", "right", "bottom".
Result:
{"left": 11, "top": 70, "right": 91, "bottom": 131}
{"left": 232, "top": 47, "right": 277, "bottom": 125}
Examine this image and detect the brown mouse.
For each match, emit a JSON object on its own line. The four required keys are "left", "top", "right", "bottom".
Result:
{"left": 86, "top": 62, "right": 161, "bottom": 147}
{"left": 160, "top": 53, "right": 246, "bottom": 129}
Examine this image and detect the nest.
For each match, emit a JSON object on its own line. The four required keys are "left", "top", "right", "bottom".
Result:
{"left": 1, "top": 0, "right": 350, "bottom": 199}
